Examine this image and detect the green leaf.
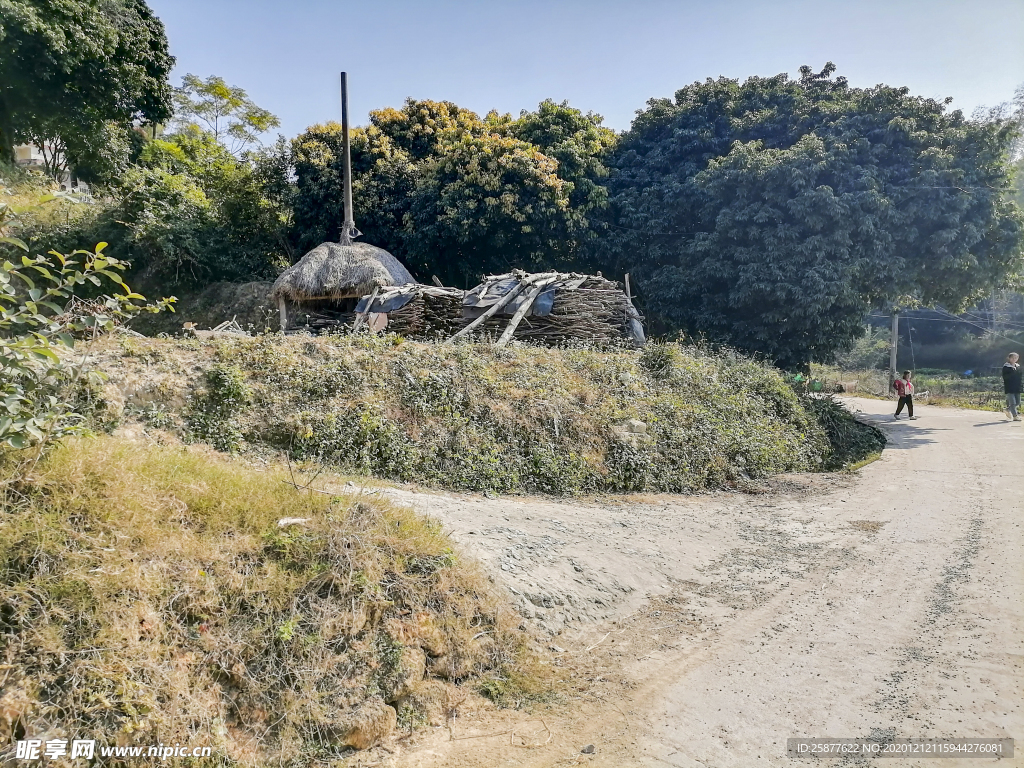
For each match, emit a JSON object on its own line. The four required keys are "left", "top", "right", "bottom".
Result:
{"left": 0, "top": 236, "right": 28, "bottom": 251}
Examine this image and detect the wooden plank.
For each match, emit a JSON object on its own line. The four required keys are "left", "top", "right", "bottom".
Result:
{"left": 495, "top": 277, "right": 558, "bottom": 347}
{"left": 445, "top": 272, "right": 556, "bottom": 343}
{"left": 352, "top": 286, "right": 379, "bottom": 333}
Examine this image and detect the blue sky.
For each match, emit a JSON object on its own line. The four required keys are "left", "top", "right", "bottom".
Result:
{"left": 148, "top": 0, "right": 1024, "bottom": 140}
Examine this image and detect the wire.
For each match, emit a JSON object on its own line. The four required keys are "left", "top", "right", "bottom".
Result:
{"left": 866, "top": 313, "right": 1024, "bottom": 330}
{"left": 959, "top": 309, "right": 1024, "bottom": 332}
{"left": 929, "top": 307, "right": 1024, "bottom": 345}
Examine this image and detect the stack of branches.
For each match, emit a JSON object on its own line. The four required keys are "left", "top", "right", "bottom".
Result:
{"left": 303, "top": 308, "right": 355, "bottom": 332}
{"left": 449, "top": 271, "right": 644, "bottom": 347}
{"left": 355, "top": 285, "right": 465, "bottom": 339}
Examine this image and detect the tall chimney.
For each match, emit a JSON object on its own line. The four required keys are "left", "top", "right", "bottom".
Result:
{"left": 340, "top": 72, "right": 355, "bottom": 245}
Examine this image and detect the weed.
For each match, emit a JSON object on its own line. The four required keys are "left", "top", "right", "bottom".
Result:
{"left": 185, "top": 364, "right": 250, "bottom": 452}
{"left": 91, "top": 337, "right": 884, "bottom": 494}
{"left": 0, "top": 436, "right": 532, "bottom": 763}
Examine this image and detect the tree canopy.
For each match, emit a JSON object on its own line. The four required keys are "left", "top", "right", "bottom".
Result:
{"left": 23, "top": 77, "right": 290, "bottom": 288}
{"left": 172, "top": 74, "right": 281, "bottom": 155}
{"left": 604, "top": 64, "right": 1024, "bottom": 367}
{"left": 291, "top": 98, "right": 615, "bottom": 286}
{"left": 0, "top": 0, "right": 174, "bottom": 172}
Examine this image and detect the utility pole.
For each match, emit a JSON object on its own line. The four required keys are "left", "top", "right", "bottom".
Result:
{"left": 339, "top": 72, "right": 356, "bottom": 246}
{"left": 889, "top": 309, "right": 899, "bottom": 394}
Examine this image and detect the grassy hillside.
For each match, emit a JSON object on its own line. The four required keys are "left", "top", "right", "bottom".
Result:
{"left": 0, "top": 437, "right": 536, "bottom": 764}
{"left": 86, "top": 335, "right": 882, "bottom": 494}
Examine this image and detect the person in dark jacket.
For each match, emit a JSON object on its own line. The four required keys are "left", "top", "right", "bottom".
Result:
{"left": 1003, "top": 353, "right": 1022, "bottom": 421}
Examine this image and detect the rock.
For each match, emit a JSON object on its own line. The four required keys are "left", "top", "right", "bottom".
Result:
{"left": 384, "top": 612, "right": 447, "bottom": 656}
{"left": 337, "top": 697, "right": 397, "bottom": 749}
{"left": 99, "top": 384, "right": 126, "bottom": 421}
{"left": 381, "top": 647, "right": 426, "bottom": 703}
{"left": 581, "top": 744, "right": 595, "bottom": 754}
{"left": 427, "top": 654, "right": 453, "bottom": 679}
{"left": 111, "top": 423, "right": 147, "bottom": 442}
{"left": 611, "top": 418, "right": 650, "bottom": 447}
{"left": 393, "top": 679, "right": 454, "bottom": 727}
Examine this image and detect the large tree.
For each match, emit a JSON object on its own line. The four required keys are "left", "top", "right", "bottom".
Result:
{"left": 605, "top": 64, "right": 1024, "bottom": 367}
{"left": 290, "top": 98, "right": 615, "bottom": 285}
{"left": 0, "top": 0, "right": 174, "bottom": 168}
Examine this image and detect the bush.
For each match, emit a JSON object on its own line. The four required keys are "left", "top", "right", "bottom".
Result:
{"left": 801, "top": 395, "right": 886, "bottom": 470}
{"left": 0, "top": 243, "right": 172, "bottom": 454}
{"left": 83, "top": 337, "right": 883, "bottom": 495}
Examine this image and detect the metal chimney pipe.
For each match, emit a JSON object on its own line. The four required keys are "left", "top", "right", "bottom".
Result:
{"left": 340, "top": 72, "right": 355, "bottom": 245}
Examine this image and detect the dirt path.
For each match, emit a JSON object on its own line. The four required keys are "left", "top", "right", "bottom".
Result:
{"left": 372, "top": 398, "right": 1023, "bottom": 767}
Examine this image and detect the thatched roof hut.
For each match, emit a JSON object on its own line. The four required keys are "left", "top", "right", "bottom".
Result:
{"left": 270, "top": 242, "right": 415, "bottom": 331}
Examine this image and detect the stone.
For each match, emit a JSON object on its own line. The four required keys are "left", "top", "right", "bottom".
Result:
{"left": 338, "top": 697, "right": 397, "bottom": 750}
{"left": 388, "top": 647, "right": 427, "bottom": 703}
{"left": 99, "top": 384, "right": 126, "bottom": 421}
{"left": 384, "top": 612, "right": 447, "bottom": 656}
{"left": 611, "top": 418, "right": 650, "bottom": 447}
{"left": 393, "top": 679, "right": 454, "bottom": 727}
{"left": 581, "top": 744, "right": 595, "bottom": 754}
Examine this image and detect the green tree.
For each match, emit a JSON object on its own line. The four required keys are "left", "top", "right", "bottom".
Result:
{"left": 605, "top": 64, "right": 1024, "bottom": 368}
{"left": 290, "top": 98, "right": 616, "bottom": 285}
{"left": 403, "top": 131, "right": 572, "bottom": 285}
{"left": 505, "top": 99, "right": 616, "bottom": 262}
{"left": 172, "top": 74, "right": 280, "bottom": 155}
{"left": 0, "top": 0, "right": 174, "bottom": 168}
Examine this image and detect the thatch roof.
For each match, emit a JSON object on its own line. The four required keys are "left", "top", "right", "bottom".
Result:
{"left": 271, "top": 242, "right": 415, "bottom": 301}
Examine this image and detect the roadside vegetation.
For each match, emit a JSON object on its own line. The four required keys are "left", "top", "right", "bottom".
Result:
{"left": 80, "top": 334, "right": 884, "bottom": 495}
{"left": 0, "top": 437, "right": 537, "bottom": 764}
{"left": 816, "top": 363, "right": 1008, "bottom": 412}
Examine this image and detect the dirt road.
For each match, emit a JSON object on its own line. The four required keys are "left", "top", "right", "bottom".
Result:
{"left": 381, "top": 398, "right": 1022, "bottom": 767}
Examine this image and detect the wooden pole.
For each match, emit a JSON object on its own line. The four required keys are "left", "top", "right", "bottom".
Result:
{"left": 352, "top": 286, "right": 379, "bottom": 333}
{"left": 445, "top": 272, "right": 557, "bottom": 343}
{"left": 494, "top": 277, "right": 558, "bottom": 347}
{"left": 889, "top": 309, "right": 899, "bottom": 393}
{"left": 277, "top": 296, "right": 288, "bottom": 332}
{"left": 340, "top": 72, "right": 355, "bottom": 245}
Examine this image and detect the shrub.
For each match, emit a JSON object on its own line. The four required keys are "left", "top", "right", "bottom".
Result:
{"left": 0, "top": 242, "right": 173, "bottom": 455}
{"left": 87, "top": 337, "right": 883, "bottom": 495}
{"left": 801, "top": 394, "right": 886, "bottom": 470}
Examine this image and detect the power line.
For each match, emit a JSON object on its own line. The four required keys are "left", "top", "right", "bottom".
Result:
{"left": 930, "top": 307, "right": 1024, "bottom": 345}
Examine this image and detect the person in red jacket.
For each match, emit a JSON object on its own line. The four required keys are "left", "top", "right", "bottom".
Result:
{"left": 894, "top": 370, "right": 917, "bottom": 420}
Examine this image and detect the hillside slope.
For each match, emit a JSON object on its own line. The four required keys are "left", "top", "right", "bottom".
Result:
{"left": 85, "top": 335, "right": 883, "bottom": 495}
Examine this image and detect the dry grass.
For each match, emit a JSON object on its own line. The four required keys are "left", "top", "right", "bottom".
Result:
{"left": 0, "top": 436, "right": 538, "bottom": 765}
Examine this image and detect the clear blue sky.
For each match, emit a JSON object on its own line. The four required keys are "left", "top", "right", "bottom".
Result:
{"left": 148, "top": 0, "right": 1024, "bottom": 140}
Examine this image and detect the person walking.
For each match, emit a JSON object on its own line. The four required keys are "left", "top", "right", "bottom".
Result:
{"left": 894, "top": 370, "right": 917, "bottom": 420}
{"left": 1002, "top": 353, "right": 1022, "bottom": 421}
